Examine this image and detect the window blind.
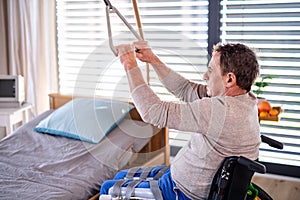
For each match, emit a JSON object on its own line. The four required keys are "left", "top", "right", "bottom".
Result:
{"left": 56, "top": 0, "right": 208, "bottom": 152}
{"left": 221, "top": 0, "right": 300, "bottom": 172}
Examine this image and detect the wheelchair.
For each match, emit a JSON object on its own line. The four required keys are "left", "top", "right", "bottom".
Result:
{"left": 208, "top": 135, "right": 283, "bottom": 200}
{"left": 100, "top": 135, "right": 283, "bottom": 200}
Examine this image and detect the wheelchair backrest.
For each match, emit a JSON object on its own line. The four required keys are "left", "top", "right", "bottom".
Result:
{"left": 208, "top": 156, "right": 265, "bottom": 200}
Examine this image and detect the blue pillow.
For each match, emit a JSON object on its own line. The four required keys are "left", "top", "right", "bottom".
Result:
{"left": 35, "top": 98, "right": 134, "bottom": 143}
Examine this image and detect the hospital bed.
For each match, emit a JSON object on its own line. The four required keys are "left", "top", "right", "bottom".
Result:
{"left": 0, "top": 93, "right": 169, "bottom": 200}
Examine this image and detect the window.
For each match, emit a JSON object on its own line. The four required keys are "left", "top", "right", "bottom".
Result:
{"left": 56, "top": 0, "right": 209, "bottom": 155}
{"left": 221, "top": 0, "right": 300, "bottom": 177}
{"left": 56, "top": 0, "right": 208, "bottom": 97}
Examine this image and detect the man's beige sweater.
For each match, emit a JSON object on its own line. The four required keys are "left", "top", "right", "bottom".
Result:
{"left": 127, "top": 67, "right": 261, "bottom": 199}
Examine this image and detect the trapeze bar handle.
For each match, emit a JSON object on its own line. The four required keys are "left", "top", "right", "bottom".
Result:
{"left": 103, "top": 0, "right": 112, "bottom": 8}
{"left": 105, "top": 1, "right": 142, "bottom": 56}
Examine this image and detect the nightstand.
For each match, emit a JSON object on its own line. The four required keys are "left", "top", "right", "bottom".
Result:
{"left": 0, "top": 103, "right": 33, "bottom": 138}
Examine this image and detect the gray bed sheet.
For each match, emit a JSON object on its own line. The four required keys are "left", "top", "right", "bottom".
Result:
{"left": 0, "top": 110, "right": 157, "bottom": 200}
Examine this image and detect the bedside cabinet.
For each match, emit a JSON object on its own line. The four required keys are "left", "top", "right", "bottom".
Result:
{"left": 0, "top": 103, "right": 33, "bottom": 138}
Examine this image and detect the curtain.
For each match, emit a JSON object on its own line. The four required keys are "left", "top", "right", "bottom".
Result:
{"left": 0, "top": 0, "right": 8, "bottom": 74}
{"left": 5, "top": 0, "right": 58, "bottom": 115}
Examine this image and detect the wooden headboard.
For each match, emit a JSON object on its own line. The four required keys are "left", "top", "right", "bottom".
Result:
{"left": 48, "top": 93, "right": 170, "bottom": 167}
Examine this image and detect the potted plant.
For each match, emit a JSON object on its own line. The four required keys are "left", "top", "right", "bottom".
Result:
{"left": 253, "top": 74, "right": 276, "bottom": 98}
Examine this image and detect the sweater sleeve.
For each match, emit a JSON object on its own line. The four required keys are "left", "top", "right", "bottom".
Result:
{"left": 131, "top": 84, "right": 211, "bottom": 134}
{"left": 126, "top": 67, "right": 211, "bottom": 133}
{"left": 161, "top": 69, "right": 209, "bottom": 102}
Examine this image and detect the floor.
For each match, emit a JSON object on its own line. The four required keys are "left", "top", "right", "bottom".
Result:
{"left": 252, "top": 173, "right": 300, "bottom": 200}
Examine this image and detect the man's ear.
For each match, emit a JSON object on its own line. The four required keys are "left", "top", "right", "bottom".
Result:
{"left": 225, "top": 72, "right": 236, "bottom": 87}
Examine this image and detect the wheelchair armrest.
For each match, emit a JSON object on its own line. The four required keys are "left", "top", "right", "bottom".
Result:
{"left": 237, "top": 156, "right": 266, "bottom": 174}
{"left": 261, "top": 135, "right": 283, "bottom": 149}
